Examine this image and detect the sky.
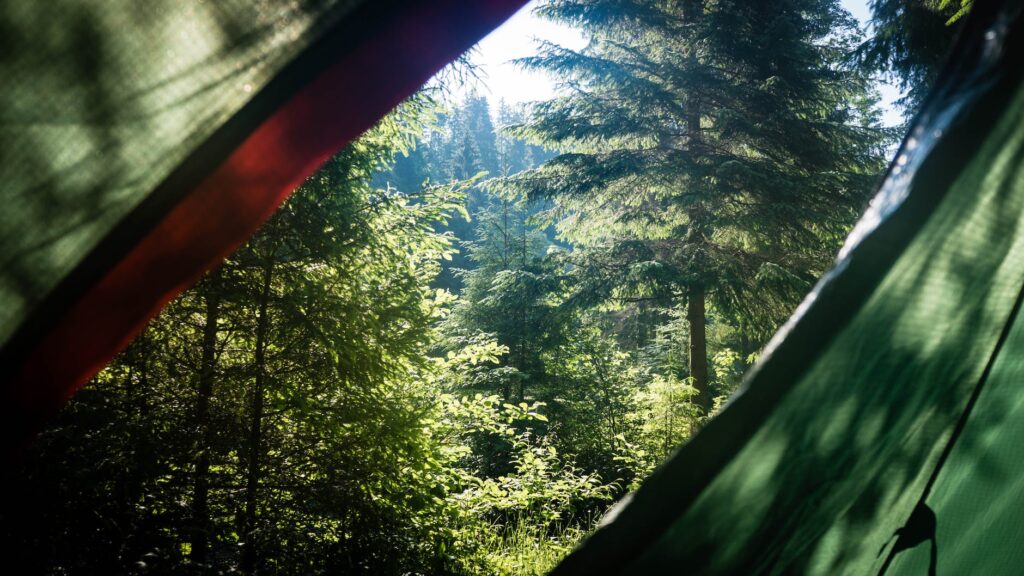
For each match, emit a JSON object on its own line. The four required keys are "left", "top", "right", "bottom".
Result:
{"left": 463, "top": 0, "right": 905, "bottom": 127}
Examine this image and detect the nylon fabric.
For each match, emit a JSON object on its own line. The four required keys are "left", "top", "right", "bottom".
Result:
{"left": 0, "top": 0, "right": 360, "bottom": 349}
{"left": 887, "top": 141, "right": 1024, "bottom": 574}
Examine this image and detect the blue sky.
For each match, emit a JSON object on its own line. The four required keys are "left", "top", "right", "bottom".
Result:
{"left": 465, "top": 0, "right": 904, "bottom": 127}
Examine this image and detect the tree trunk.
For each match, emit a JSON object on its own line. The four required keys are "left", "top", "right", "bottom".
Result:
{"left": 740, "top": 321, "right": 752, "bottom": 363}
{"left": 688, "top": 286, "right": 710, "bottom": 411}
{"left": 122, "top": 334, "right": 153, "bottom": 567}
{"left": 190, "top": 271, "right": 221, "bottom": 565}
{"left": 242, "top": 260, "right": 273, "bottom": 574}
{"left": 683, "top": 0, "right": 709, "bottom": 412}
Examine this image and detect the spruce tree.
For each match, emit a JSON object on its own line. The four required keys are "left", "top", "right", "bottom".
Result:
{"left": 503, "top": 0, "right": 888, "bottom": 410}
{"left": 855, "top": 0, "right": 967, "bottom": 114}
{"left": 463, "top": 92, "right": 502, "bottom": 177}
{"left": 447, "top": 197, "right": 562, "bottom": 402}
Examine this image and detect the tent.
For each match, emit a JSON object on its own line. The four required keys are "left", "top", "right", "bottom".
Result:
{"left": 1, "top": 0, "right": 1022, "bottom": 574}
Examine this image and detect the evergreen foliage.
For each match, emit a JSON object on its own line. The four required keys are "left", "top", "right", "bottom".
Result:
{"left": 499, "top": 0, "right": 888, "bottom": 408}
{"left": 855, "top": 0, "right": 968, "bottom": 113}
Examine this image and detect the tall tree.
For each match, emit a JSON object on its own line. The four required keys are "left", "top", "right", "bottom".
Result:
{"left": 446, "top": 197, "right": 562, "bottom": 402}
{"left": 463, "top": 92, "right": 502, "bottom": 177}
{"left": 855, "top": 0, "right": 967, "bottom": 114}
{"left": 503, "top": 0, "right": 887, "bottom": 410}
{"left": 189, "top": 269, "right": 222, "bottom": 566}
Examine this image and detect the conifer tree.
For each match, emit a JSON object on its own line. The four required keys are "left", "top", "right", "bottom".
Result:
{"left": 855, "top": 0, "right": 967, "bottom": 113}
{"left": 503, "top": 0, "right": 888, "bottom": 409}
{"left": 447, "top": 197, "right": 561, "bottom": 401}
{"left": 463, "top": 92, "right": 502, "bottom": 177}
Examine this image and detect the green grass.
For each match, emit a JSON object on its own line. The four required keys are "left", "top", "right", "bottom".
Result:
{"left": 474, "top": 517, "right": 592, "bottom": 576}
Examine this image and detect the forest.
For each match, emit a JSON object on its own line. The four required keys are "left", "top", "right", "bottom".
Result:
{"left": 1, "top": 1, "right": 970, "bottom": 574}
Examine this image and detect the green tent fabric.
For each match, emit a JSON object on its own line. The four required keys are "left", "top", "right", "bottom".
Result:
{"left": 0, "top": 0, "right": 528, "bottom": 454}
{"left": 552, "top": 2, "right": 1024, "bottom": 574}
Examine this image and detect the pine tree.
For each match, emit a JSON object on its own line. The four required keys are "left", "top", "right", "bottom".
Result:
{"left": 503, "top": 0, "right": 888, "bottom": 410}
{"left": 447, "top": 196, "right": 562, "bottom": 403}
{"left": 463, "top": 92, "right": 502, "bottom": 177}
{"left": 855, "top": 0, "right": 967, "bottom": 114}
